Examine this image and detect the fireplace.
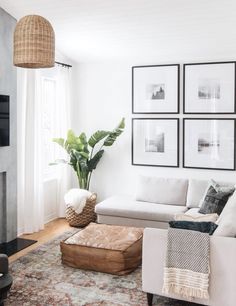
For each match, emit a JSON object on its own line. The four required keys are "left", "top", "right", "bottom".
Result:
{"left": 0, "top": 8, "right": 38, "bottom": 256}
{"left": 0, "top": 172, "right": 36, "bottom": 256}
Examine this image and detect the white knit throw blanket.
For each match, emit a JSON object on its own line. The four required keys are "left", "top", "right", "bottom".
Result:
{"left": 162, "top": 228, "right": 210, "bottom": 300}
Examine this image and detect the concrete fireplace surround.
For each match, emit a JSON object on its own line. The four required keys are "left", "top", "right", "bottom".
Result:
{"left": 0, "top": 8, "right": 17, "bottom": 243}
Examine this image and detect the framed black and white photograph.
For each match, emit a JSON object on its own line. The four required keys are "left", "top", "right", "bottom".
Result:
{"left": 132, "top": 118, "right": 179, "bottom": 167}
{"left": 183, "top": 119, "right": 236, "bottom": 170}
{"left": 132, "top": 64, "right": 179, "bottom": 114}
{"left": 184, "top": 62, "right": 236, "bottom": 114}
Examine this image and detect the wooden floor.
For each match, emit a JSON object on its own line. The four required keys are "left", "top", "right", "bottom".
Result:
{"left": 9, "top": 218, "right": 71, "bottom": 263}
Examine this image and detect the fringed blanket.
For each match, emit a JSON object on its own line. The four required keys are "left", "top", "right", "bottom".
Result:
{"left": 162, "top": 228, "right": 210, "bottom": 300}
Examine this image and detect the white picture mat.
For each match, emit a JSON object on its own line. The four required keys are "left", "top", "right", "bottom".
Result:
{"left": 184, "top": 120, "right": 235, "bottom": 169}
{"left": 185, "top": 63, "right": 235, "bottom": 113}
{"left": 133, "top": 119, "right": 178, "bottom": 166}
{"left": 133, "top": 65, "right": 178, "bottom": 113}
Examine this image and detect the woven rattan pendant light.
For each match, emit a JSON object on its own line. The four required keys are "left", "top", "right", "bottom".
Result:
{"left": 14, "top": 15, "right": 55, "bottom": 68}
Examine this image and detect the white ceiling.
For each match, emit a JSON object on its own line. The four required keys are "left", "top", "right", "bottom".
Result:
{"left": 1, "top": 0, "right": 236, "bottom": 63}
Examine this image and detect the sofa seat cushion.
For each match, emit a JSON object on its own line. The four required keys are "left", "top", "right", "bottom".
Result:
{"left": 175, "top": 212, "right": 218, "bottom": 223}
{"left": 95, "top": 196, "right": 187, "bottom": 223}
{"left": 185, "top": 208, "right": 203, "bottom": 217}
{"left": 185, "top": 208, "right": 220, "bottom": 223}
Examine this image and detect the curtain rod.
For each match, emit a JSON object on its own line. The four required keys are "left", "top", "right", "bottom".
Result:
{"left": 55, "top": 61, "right": 72, "bottom": 68}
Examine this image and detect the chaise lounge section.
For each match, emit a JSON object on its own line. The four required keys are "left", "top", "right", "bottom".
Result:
{"left": 95, "top": 195, "right": 188, "bottom": 228}
{"left": 95, "top": 177, "right": 211, "bottom": 228}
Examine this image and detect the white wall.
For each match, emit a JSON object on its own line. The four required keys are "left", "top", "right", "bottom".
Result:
{"left": 72, "top": 59, "right": 236, "bottom": 201}
{"left": 70, "top": 1, "right": 236, "bottom": 201}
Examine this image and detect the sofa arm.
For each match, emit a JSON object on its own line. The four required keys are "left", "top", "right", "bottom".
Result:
{"left": 0, "top": 254, "right": 9, "bottom": 274}
{"left": 142, "top": 228, "right": 167, "bottom": 295}
{"left": 142, "top": 227, "right": 236, "bottom": 306}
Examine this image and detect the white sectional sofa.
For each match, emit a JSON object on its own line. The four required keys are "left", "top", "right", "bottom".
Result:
{"left": 95, "top": 176, "right": 236, "bottom": 306}
{"left": 95, "top": 177, "right": 210, "bottom": 228}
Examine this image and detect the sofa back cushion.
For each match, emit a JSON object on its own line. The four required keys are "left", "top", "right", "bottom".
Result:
{"left": 135, "top": 176, "right": 188, "bottom": 206}
{"left": 186, "top": 179, "right": 210, "bottom": 208}
{"left": 186, "top": 179, "right": 235, "bottom": 209}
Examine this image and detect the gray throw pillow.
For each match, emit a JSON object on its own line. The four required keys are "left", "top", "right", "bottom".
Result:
{"left": 199, "top": 181, "right": 235, "bottom": 215}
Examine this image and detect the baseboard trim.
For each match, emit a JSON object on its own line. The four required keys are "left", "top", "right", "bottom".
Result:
{"left": 44, "top": 213, "right": 58, "bottom": 224}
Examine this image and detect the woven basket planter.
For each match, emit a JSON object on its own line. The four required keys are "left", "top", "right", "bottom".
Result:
{"left": 66, "top": 193, "right": 97, "bottom": 228}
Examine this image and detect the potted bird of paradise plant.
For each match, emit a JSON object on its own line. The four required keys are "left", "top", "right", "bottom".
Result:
{"left": 51, "top": 118, "right": 125, "bottom": 227}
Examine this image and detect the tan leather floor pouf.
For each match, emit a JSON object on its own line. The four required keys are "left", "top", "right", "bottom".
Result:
{"left": 60, "top": 223, "right": 143, "bottom": 275}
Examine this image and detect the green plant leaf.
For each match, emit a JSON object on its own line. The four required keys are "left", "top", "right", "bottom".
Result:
{"left": 52, "top": 138, "right": 65, "bottom": 148}
{"left": 67, "top": 129, "right": 76, "bottom": 144}
{"left": 79, "top": 133, "right": 87, "bottom": 145}
{"left": 49, "top": 159, "right": 68, "bottom": 166}
{"left": 63, "top": 130, "right": 88, "bottom": 152}
{"left": 79, "top": 158, "right": 89, "bottom": 175}
{"left": 70, "top": 150, "right": 89, "bottom": 179}
{"left": 79, "top": 151, "right": 89, "bottom": 159}
{"left": 78, "top": 133, "right": 89, "bottom": 154}
{"left": 88, "top": 130, "right": 110, "bottom": 148}
{"left": 69, "top": 152, "right": 78, "bottom": 172}
{"left": 88, "top": 150, "right": 104, "bottom": 171}
{"left": 118, "top": 117, "right": 125, "bottom": 129}
{"left": 72, "top": 150, "right": 89, "bottom": 160}
{"left": 103, "top": 118, "right": 125, "bottom": 146}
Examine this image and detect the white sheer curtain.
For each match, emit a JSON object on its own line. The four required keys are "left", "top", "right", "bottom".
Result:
{"left": 54, "top": 65, "right": 72, "bottom": 217}
{"left": 17, "top": 69, "right": 44, "bottom": 233}
{"left": 17, "top": 65, "right": 72, "bottom": 234}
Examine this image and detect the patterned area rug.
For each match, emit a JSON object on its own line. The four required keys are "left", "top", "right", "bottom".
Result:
{"left": 7, "top": 230, "right": 202, "bottom": 306}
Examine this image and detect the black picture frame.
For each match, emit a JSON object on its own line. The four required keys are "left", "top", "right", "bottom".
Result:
{"left": 132, "top": 64, "right": 180, "bottom": 114}
{"left": 183, "top": 118, "right": 236, "bottom": 171}
{"left": 183, "top": 61, "right": 236, "bottom": 114}
{"left": 132, "top": 118, "right": 179, "bottom": 168}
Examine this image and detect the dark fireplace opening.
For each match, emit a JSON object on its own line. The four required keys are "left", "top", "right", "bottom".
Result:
{"left": 0, "top": 238, "right": 37, "bottom": 256}
{"left": 0, "top": 94, "right": 10, "bottom": 147}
